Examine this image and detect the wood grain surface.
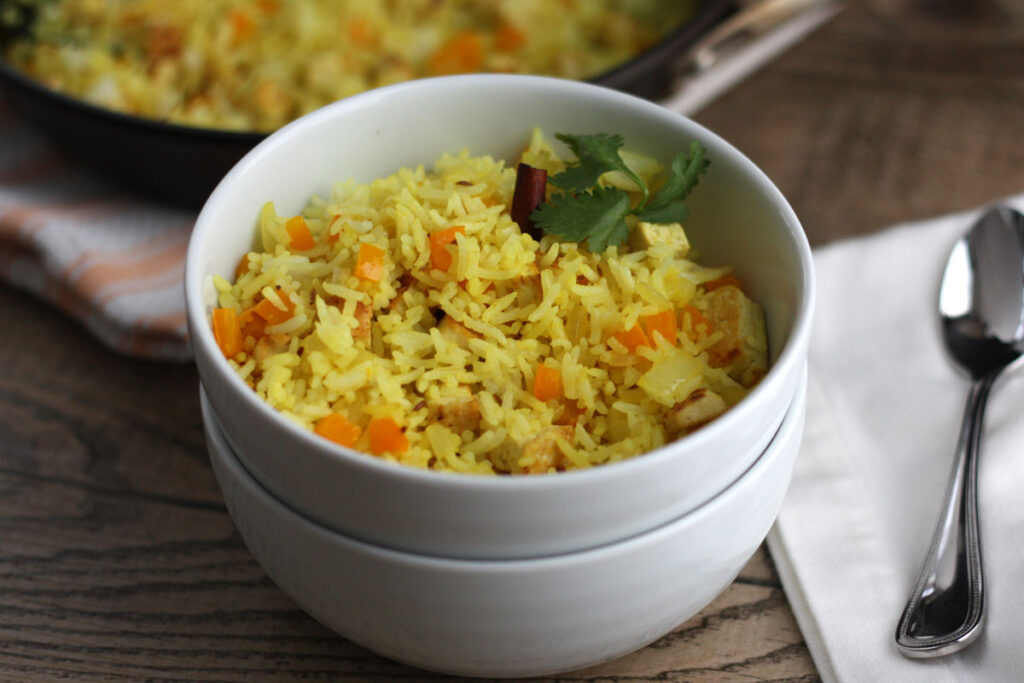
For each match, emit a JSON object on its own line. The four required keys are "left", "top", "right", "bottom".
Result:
{"left": 3, "top": 2, "right": 1023, "bottom": 681}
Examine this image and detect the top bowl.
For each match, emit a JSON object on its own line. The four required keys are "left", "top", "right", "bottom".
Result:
{"left": 185, "top": 74, "right": 814, "bottom": 560}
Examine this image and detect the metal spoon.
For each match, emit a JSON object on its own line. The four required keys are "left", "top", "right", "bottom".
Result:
{"left": 895, "top": 205, "right": 1024, "bottom": 658}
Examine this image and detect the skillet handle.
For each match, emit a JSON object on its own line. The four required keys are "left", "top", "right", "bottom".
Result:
{"left": 677, "top": 0, "right": 837, "bottom": 75}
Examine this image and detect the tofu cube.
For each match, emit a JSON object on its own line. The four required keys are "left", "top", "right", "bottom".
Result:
{"left": 433, "top": 387, "right": 482, "bottom": 435}
{"left": 703, "top": 285, "right": 768, "bottom": 387}
{"left": 519, "top": 425, "right": 574, "bottom": 474}
{"left": 665, "top": 388, "right": 728, "bottom": 437}
{"left": 437, "top": 315, "right": 480, "bottom": 351}
{"left": 628, "top": 221, "right": 690, "bottom": 257}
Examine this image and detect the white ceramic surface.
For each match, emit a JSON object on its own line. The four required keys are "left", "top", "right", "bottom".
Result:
{"left": 186, "top": 74, "right": 815, "bottom": 559}
{"left": 201, "top": 366, "right": 807, "bottom": 678}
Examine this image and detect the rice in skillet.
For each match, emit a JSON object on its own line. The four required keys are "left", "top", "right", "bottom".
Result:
{"left": 210, "top": 130, "right": 768, "bottom": 474}
{"left": 3, "top": 0, "right": 698, "bottom": 131}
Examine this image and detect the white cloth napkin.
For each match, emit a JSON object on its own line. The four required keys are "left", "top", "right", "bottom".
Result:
{"left": 767, "top": 195, "right": 1024, "bottom": 682}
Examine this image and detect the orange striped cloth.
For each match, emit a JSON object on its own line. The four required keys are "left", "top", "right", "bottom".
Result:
{"left": 0, "top": 101, "right": 195, "bottom": 360}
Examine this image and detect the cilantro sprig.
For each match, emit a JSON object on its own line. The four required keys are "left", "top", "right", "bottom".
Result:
{"left": 530, "top": 133, "right": 709, "bottom": 253}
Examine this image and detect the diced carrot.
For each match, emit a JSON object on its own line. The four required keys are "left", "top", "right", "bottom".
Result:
{"left": 429, "top": 31, "right": 483, "bottom": 75}
{"left": 494, "top": 23, "right": 525, "bottom": 52}
{"left": 251, "top": 289, "right": 296, "bottom": 325}
{"left": 146, "top": 24, "right": 183, "bottom": 62}
{"left": 532, "top": 364, "right": 563, "bottom": 402}
{"left": 681, "top": 304, "right": 713, "bottom": 339}
{"left": 354, "top": 243, "right": 386, "bottom": 282}
{"left": 120, "top": 11, "right": 144, "bottom": 28}
{"left": 554, "top": 399, "right": 585, "bottom": 427}
{"left": 239, "top": 308, "right": 266, "bottom": 341}
{"left": 347, "top": 16, "right": 374, "bottom": 46}
{"left": 704, "top": 274, "right": 743, "bottom": 292}
{"left": 614, "top": 323, "right": 651, "bottom": 353}
{"left": 286, "top": 215, "right": 316, "bottom": 251}
{"left": 234, "top": 254, "right": 251, "bottom": 280}
{"left": 643, "top": 309, "right": 677, "bottom": 347}
{"left": 212, "top": 308, "right": 243, "bottom": 358}
{"left": 429, "top": 225, "right": 466, "bottom": 272}
{"left": 229, "top": 9, "right": 254, "bottom": 43}
{"left": 367, "top": 417, "right": 409, "bottom": 455}
{"left": 315, "top": 413, "right": 362, "bottom": 448}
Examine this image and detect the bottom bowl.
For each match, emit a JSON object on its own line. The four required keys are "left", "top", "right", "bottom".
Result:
{"left": 201, "top": 367, "right": 806, "bottom": 678}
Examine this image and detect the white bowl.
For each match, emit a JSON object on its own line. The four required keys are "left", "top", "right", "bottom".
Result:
{"left": 186, "top": 74, "right": 815, "bottom": 559}
{"left": 201, "top": 366, "right": 807, "bottom": 678}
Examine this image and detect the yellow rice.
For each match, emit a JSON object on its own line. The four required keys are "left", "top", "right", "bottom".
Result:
{"left": 212, "top": 129, "right": 765, "bottom": 474}
{"left": 4, "top": 0, "right": 697, "bottom": 131}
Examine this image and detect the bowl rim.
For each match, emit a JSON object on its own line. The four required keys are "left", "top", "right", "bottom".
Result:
{"left": 186, "top": 73, "right": 815, "bottom": 492}
{"left": 202, "top": 363, "right": 807, "bottom": 569}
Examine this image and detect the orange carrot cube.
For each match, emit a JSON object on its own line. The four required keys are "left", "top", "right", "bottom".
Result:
{"left": 355, "top": 243, "right": 385, "bottom": 282}
{"left": 251, "top": 290, "right": 296, "bottom": 325}
{"left": 681, "top": 304, "right": 713, "bottom": 340}
{"left": 643, "top": 309, "right": 677, "bottom": 347}
{"left": 367, "top": 417, "right": 409, "bottom": 455}
{"left": 429, "top": 31, "right": 483, "bottom": 75}
{"left": 614, "top": 323, "right": 651, "bottom": 354}
{"left": 532, "top": 364, "right": 563, "bottom": 402}
{"left": 315, "top": 413, "right": 362, "bottom": 448}
{"left": 212, "top": 308, "right": 243, "bottom": 358}
{"left": 286, "top": 215, "right": 316, "bottom": 251}
{"left": 429, "top": 225, "right": 466, "bottom": 272}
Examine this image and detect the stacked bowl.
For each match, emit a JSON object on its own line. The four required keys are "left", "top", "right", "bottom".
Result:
{"left": 184, "top": 75, "right": 815, "bottom": 678}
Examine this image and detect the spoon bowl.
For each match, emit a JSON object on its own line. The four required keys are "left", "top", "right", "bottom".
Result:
{"left": 895, "top": 205, "right": 1024, "bottom": 657}
{"left": 940, "top": 207, "right": 1024, "bottom": 377}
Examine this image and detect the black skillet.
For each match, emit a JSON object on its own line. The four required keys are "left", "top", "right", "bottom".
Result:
{"left": 0, "top": 0, "right": 736, "bottom": 208}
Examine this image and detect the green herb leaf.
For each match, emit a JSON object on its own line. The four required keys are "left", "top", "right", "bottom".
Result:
{"left": 633, "top": 200, "right": 689, "bottom": 225}
{"left": 524, "top": 133, "right": 710, "bottom": 253}
{"left": 550, "top": 133, "right": 648, "bottom": 207}
{"left": 531, "top": 185, "right": 632, "bottom": 254}
{"left": 635, "top": 141, "right": 708, "bottom": 222}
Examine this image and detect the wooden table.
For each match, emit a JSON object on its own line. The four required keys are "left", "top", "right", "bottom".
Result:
{"left": 3, "top": 3, "right": 1023, "bottom": 680}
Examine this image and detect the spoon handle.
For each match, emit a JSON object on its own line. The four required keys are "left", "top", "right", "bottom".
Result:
{"left": 895, "top": 374, "right": 992, "bottom": 657}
